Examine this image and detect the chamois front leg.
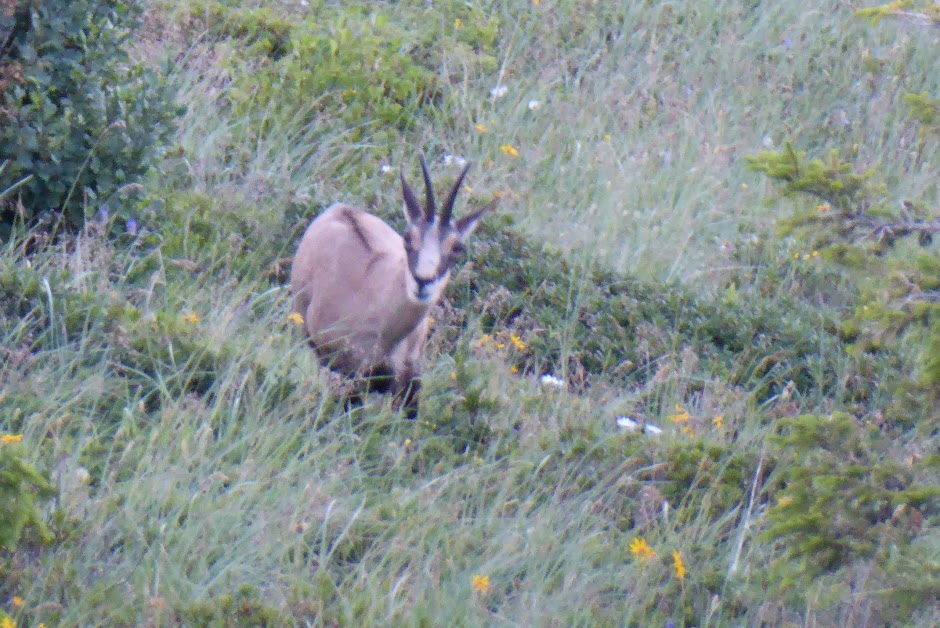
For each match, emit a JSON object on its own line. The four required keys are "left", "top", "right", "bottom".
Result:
{"left": 390, "top": 319, "right": 428, "bottom": 419}
{"left": 394, "top": 365, "right": 421, "bottom": 419}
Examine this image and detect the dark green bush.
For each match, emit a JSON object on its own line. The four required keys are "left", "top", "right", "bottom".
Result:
{"left": 764, "top": 413, "right": 940, "bottom": 597}
{"left": 0, "top": 439, "right": 54, "bottom": 551}
{"left": 747, "top": 4, "right": 940, "bottom": 427}
{"left": 0, "top": 0, "right": 181, "bottom": 238}
{"left": 178, "top": 584, "right": 288, "bottom": 627}
{"left": 443, "top": 219, "right": 880, "bottom": 409}
{"left": 193, "top": 0, "right": 498, "bottom": 142}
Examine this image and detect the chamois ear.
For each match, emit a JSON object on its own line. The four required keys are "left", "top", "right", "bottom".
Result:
{"left": 400, "top": 168, "right": 424, "bottom": 225}
{"left": 454, "top": 202, "right": 495, "bottom": 242}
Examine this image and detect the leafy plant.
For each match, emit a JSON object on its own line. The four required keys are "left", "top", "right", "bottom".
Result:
{"left": 0, "top": 439, "right": 54, "bottom": 551}
{"left": 765, "top": 413, "right": 940, "bottom": 595}
{"left": 443, "top": 219, "right": 879, "bottom": 408}
{"left": 0, "top": 0, "right": 181, "bottom": 237}
{"left": 746, "top": 5, "right": 940, "bottom": 422}
{"left": 193, "top": 0, "right": 498, "bottom": 143}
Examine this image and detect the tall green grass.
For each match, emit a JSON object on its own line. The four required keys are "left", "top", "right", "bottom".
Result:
{"left": 1, "top": 0, "right": 938, "bottom": 625}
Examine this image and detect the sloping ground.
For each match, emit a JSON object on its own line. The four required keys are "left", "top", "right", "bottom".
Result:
{"left": 1, "top": 0, "right": 938, "bottom": 625}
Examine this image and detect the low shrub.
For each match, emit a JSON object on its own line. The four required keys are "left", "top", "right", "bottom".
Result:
{"left": 443, "top": 219, "right": 883, "bottom": 411}
{"left": 0, "top": 0, "right": 181, "bottom": 237}
{"left": 0, "top": 437, "right": 54, "bottom": 551}
{"left": 764, "top": 412, "right": 940, "bottom": 617}
{"left": 192, "top": 0, "right": 498, "bottom": 143}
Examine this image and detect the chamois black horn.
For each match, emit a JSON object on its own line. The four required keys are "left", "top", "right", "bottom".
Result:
{"left": 419, "top": 155, "right": 435, "bottom": 223}
{"left": 440, "top": 161, "right": 471, "bottom": 226}
{"left": 400, "top": 167, "right": 422, "bottom": 223}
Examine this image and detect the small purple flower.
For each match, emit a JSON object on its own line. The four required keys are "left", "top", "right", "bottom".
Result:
{"left": 126, "top": 217, "right": 138, "bottom": 235}
{"left": 97, "top": 205, "right": 109, "bottom": 222}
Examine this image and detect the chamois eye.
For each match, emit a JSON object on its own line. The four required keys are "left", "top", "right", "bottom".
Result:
{"left": 451, "top": 242, "right": 465, "bottom": 256}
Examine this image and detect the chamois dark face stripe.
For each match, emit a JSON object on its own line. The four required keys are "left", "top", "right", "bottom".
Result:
{"left": 419, "top": 155, "right": 435, "bottom": 223}
{"left": 404, "top": 228, "right": 459, "bottom": 288}
{"left": 440, "top": 162, "right": 471, "bottom": 226}
{"left": 340, "top": 207, "right": 374, "bottom": 254}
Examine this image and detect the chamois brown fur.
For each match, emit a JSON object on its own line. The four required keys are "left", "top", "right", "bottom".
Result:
{"left": 290, "top": 156, "right": 490, "bottom": 416}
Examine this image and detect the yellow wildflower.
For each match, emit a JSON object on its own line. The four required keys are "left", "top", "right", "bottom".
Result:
{"left": 510, "top": 365, "right": 519, "bottom": 374}
{"left": 287, "top": 312, "right": 304, "bottom": 326}
{"left": 712, "top": 415, "right": 724, "bottom": 429}
{"left": 404, "top": 439, "right": 412, "bottom": 447}
{"left": 817, "top": 204, "right": 830, "bottom": 212}
{"left": 533, "top": 0, "right": 540, "bottom": 5}
{"left": 1, "top": 617, "right": 14, "bottom": 628}
{"left": 509, "top": 334, "right": 526, "bottom": 351}
{"left": 777, "top": 495, "right": 794, "bottom": 507}
{"left": 681, "top": 425, "right": 695, "bottom": 437}
{"left": 802, "top": 253, "right": 811, "bottom": 261}
{"left": 669, "top": 404, "right": 690, "bottom": 423}
{"left": 182, "top": 312, "right": 200, "bottom": 324}
{"left": 474, "top": 123, "right": 488, "bottom": 133}
{"left": 603, "top": 134, "right": 612, "bottom": 142}
{"left": 0, "top": 434, "right": 23, "bottom": 444}
{"left": 12, "top": 597, "right": 23, "bottom": 608}
{"left": 495, "top": 342, "right": 506, "bottom": 350}
{"left": 500, "top": 145, "right": 520, "bottom": 158}
{"left": 741, "top": 183, "right": 749, "bottom": 190}
{"left": 454, "top": 17, "right": 462, "bottom": 29}
{"left": 629, "top": 537, "right": 656, "bottom": 561}
{"left": 811, "top": 250, "right": 820, "bottom": 258}
{"left": 471, "top": 574, "right": 490, "bottom": 594}
{"left": 672, "top": 550, "right": 686, "bottom": 581}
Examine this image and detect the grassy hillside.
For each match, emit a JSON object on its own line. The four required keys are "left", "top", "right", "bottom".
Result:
{"left": 2, "top": 0, "right": 939, "bottom": 625}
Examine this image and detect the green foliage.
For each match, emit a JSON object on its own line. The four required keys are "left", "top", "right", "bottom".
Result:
{"left": 445, "top": 220, "right": 875, "bottom": 407}
{"left": 746, "top": 143, "right": 876, "bottom": 218}
{"left": 0, "top": 0, "right": 181, "bottom": 237}
{"left": 663, "top": 440, "right": 755, "bottom": 522}
{"left": 196, "top": 1, "right": 498, "bottom": 143}
{"left": 904, "top": 91, "right": 940, "bottom": 134}
{"left": 857, "top": 1, "right": 940, "bottom": 25}
{"left": 2, "top": 1, "right": 939, "bottom": 624}
{"left": 179, "top": 585, "right": 288, "bottom": 626}
{"left": 747, "top": 64, "right": 940, "bottom": 409}
{"left": 0, "top": 440, "right": 54, "bottom": 551}
{"left": 208, "top": 5, "right": 294, "bottom": 59}
{"left": 765, "top": 413, "right": 940, "bottom": 594}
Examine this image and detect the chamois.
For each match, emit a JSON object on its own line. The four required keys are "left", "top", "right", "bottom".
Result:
{"left": 290, "top": 156, "right": 490, "bottom": 417}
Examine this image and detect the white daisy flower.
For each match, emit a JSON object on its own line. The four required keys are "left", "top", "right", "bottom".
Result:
{"left": 539, "top": 374, "right": 565, "bottom": 389}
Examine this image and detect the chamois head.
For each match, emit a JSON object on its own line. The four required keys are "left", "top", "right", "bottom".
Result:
{"left": 399, "top": 156, "right": 489, "bottom": 304}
